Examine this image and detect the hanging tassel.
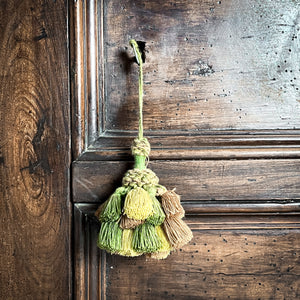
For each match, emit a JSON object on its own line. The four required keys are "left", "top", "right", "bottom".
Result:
{"left": 163, "top": 216, "right": 193, "bottom": 249}
{"left": 147, "top": 226, "right": 172, "bottom": 259}
{"left": 132, "top": 223, "right": 161, "bottom": 253}
{"left": 94, "top": 200, "right": 107, "bottom": 220}
{"left": 146, "top": 196, "right": 166, "bottom": 226}
{"left": 118, "top": 229, "right": 142, "bottom": 257}
{"left": 95, "top": 39, "right": 193, "bottom": 259}
{"left": 98, "top": 193, "right": 122, "bottom": 222}
{"left": 155, "top": 225, "right": 172, "bottom": 252}
{"left": 97, "top": 221, "right": 122, "bottom": 253}
{"left": 96, "top": 187, "right": 128, "bottom": 222}
{"left": 160, "top": 190, "right": 192, "bottom": 249}
{"left": 161, "top": 190, "right": 185, "bottom": 218}
{"left": 123, "top": 187, "right": 154, "bottom": 220}
{"left": 119, "top": 214, "right": 145, "bottom": 229}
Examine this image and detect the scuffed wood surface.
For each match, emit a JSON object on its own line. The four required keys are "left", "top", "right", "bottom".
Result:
{"left": 106, "top": 229, "right": 300, "bottom": 300}
{"left": 70, "top": 0, "right": 300, "bottom": 158}
{"left": 0, "top": 1, "right": 70, "bottom": 299}
{"left": 104, "top": 0, "right": 300, "bottom": 132}
{"left": 74, "top": 205, "right": 300, "bottom": 300}
{"left": 72, "top": 159, "right": 300, "bottom": 203}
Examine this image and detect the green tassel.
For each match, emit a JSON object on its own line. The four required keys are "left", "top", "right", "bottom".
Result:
{"left": 132, "top": 223, "right": 161, "bottom": 253}
{"left": 98, "top": 192, "right": 122, "bottom": 222}
{"left": 97, "top": 221, "right": 122, "bottom": 253}
{"left": 146, "top": 196, "right": 165, "bottom": 226}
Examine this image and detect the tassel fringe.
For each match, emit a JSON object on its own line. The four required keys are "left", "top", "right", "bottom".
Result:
{"left": 97, "top": 221, "right": 122, "bottom": 253}
{"left": 98, "top": 193, "right": 122, "bottom": 222}
{"left": 118, "top": 229, "right": 142, "bottom": 257}
{"left": 123, "top": 187, "right": 153, "bottom": 220}
{"left": 163, "top": 216, "right": 193, "bottom": 249}
{"left": 132, "top": 223, "right": 161, "bottom": 253}
{"left": 146, "top": 196, "right": 166, "bottom": 226}
{"left": 161, "top": 190, "right": 185, "bottom": 218}
{"left": 119, "top": 214, "right": 144, "bottom": 229}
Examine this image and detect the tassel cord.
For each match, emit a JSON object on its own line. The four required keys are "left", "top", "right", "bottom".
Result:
{"left": 130, "top": 39, "right": 150, "bottom": 170}
{"left": 130, "top": 39, "right": 144, "bottom": 140}
{"left": 138, "top": 60, "right": 143, "bottom": 140}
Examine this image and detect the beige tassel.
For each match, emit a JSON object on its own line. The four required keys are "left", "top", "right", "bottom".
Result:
{"left": 147, "top": 251, "right": 170, "bottom": 260}
{"left": 161, "top": 190, "right": 185, "bottom": 218}
{"left": 119, "top": 215, "right": 144, "bottom": 229}
{"left": 163, "top": 216, "right": 193, "bottom": 249}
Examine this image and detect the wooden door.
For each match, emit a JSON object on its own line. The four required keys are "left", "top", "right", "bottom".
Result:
{"left": 1, "top": 0, "right": 300, "bottom": 299}
{"left": 71, "top": 0, "right": 300, "bottom": 299}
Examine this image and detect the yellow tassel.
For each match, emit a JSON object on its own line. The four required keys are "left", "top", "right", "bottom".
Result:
{"left": 123, "top": 187, "right": 153, "bottom": 220}
{"left": 148, "top": 226, "right": 172, "bottom": 260}
{"left": 118, "top": 229, "right": 142, "bottom": 257}
{"left": 156, "top": 225, "right": 172, "bottom": 252}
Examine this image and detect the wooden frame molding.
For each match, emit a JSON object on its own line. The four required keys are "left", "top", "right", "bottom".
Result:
{"left": 75, "top": 203, "right": 300, "bottom": 230}
{"left": 72, "top": 159, "right": 300, "bottom": 203}
{"left": 70, "top": 0, "right": 300, "bottom": 161}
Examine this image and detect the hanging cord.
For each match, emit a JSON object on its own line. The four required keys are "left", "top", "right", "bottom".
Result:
{"left": 130, "top": 40, "right": 151, "bottom": 170}
{"left": 129, "top": 39, "right": 144, "bottom": 139}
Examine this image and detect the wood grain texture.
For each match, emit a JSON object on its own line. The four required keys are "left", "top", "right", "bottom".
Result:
{"left": 70, "top": 0, "right": 300, "bottom": 160}
{"left": 0, "top": 1, "right": 70, "bottom": 299}
{"left": 70, "top": 0, "right": 103, "bottom": 159}
{"left": 106, "top": 229, "right": 300, "bottom": 300}
{"left": 72, "top": 159, "right": 300, "bottom": 203}
{"left": 70, "top": 0, "right": 300, "bottom": 299}
{"left": 104, "top": 0, "right": 300, "bottom": 132}
{"left": 74, "top": 204, "right": 300, "bottom": 300}
{"left": 74, "top": 205, "right": 105, "bottom": 300}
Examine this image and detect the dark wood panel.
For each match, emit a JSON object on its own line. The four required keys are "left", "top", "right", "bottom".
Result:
{"left": 70, "top": 1, "right": 300, "bottom": 299}
{"left": 70, "top": 0, "right": 300, "bottom": 160}
{"left": 70, "top": 0, "right": 103, "bottom": 158}
{"left": 106, "top": 230, "right": 300, "bottom": 300}
{"left": 0, "top": 1, "right": 70, "bottom": 299}
{"left": 104, "top": 0, "right": 300, "bottom": 132}
{"left": 72, "top": 159, "right": 300, "bottom": 203}
{"left": 74, "top": 204, "right": 300, "bottom": 300}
